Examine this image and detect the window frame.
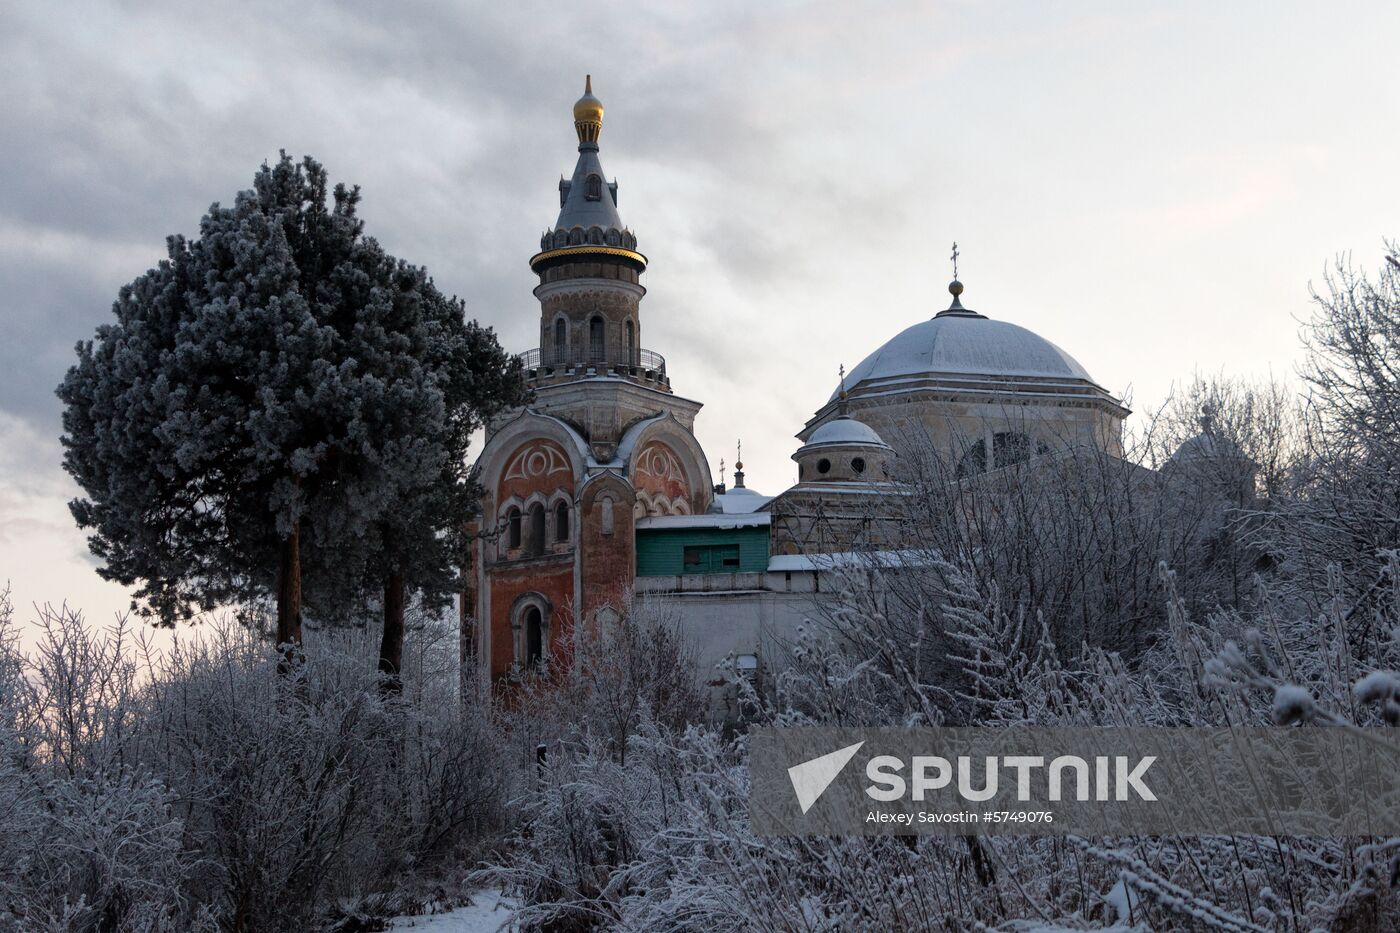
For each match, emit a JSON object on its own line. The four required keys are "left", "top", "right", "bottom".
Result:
{"left": 506, "top": 507, "right": 522, "bottom": 549}
{"left": 553, "top": 317, "right": 568, "bottom": 363}
{"left": 681, "top": 543, "right": 743, "bottom": 575}
{"left": 527, "top": 503, "right": 546, "bottom": 557}
{"left": 555, "top": 500, "right": 569, "bottom": 542}
{"left": 589, "top": 316, "right": 605, "bottom": 363}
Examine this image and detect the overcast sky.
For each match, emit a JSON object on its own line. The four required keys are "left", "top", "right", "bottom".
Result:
{"left": 3, "top": 1, "right": 1398, "bottom": 629}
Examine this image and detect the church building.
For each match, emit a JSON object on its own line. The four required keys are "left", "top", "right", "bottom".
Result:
{"left": 465, "top": 80, "right": 1168, "bottom": 700}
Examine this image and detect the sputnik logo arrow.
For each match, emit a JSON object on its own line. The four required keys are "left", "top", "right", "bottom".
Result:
{"left": 788, "top": 741, "right": 865, "bottom": 814}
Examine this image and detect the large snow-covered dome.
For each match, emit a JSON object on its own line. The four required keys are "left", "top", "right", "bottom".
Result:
{"left": 799, "top": 278, "right": 1129, "bottom": 461}
{"left": 829, "top": 312, "right": 1097, "bottom": 403}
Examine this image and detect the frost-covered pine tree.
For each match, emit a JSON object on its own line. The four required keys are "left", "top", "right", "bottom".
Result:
{"left": 57, "top": 154, "right": 524, "bottom": 654}
{"left": 364, "top": 309, "right": 527, "bottom": 691}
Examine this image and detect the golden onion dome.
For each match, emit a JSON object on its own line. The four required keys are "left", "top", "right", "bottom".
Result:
{"left": 573, "top": 74, "right": 604, "bottom": 144}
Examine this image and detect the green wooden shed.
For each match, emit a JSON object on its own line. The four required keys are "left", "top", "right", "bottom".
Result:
{"left": 635, "top": 514, "right": 771, "bottom": 576}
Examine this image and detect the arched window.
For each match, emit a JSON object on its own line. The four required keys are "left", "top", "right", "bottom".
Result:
{"left": 957, "top": 440, "right": 987, "bottom": 478}
{"left": 523, "top": 606, "right": 543, "bottom": 670}
{"left": 992, "top": 432, "right": 1040, "bottom": 470}
{"left": 601, "top": 495, "right": 615, "bottom": 535}
{"left": 589, "top": 316, "right": 605, "bottom": 363}
{"left": 586, "top": 174, "right": 603, "bottom": 201}
{"left": 506, "top": 507, "right": 522, "bottom": 549}
{"left": 553, "top": 318, "right": 567, "bottom": 364}
{"left": 555, "top": 500, "right": 569, "bottom": 542}
{"left": 527, "top": 503, "right": 545, "bottom": 557}
{"left": 624, "top": 320, "right": 635, "bottom": 364}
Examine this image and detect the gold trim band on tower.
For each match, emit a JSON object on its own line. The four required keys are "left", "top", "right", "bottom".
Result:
{"left": 529, "top": 245, "right": 649, "bottom": 269}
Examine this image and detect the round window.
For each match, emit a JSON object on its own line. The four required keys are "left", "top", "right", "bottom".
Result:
{"left": 851, "top": 457, "right": 866, "bottom": 474}
{"left": 817, "top": 458, "right": 831, "bottom": 474}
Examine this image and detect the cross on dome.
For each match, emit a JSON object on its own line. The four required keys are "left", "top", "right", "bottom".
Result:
{"left": 938, "top": 240, "right": 980, "bottom": 318}
{"left": 1200, "top": 400, "right": 1218, "bottom": 434}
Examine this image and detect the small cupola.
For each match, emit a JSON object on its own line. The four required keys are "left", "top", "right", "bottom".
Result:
{"left": 794, "top": 367, "right": 894, "bottom": 482}
{"left": 1164, "top": 401, "right": 1257, "bottom": 501}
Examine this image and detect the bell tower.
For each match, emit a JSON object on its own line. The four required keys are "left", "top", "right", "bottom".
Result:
{"left": 528, "top": 77, "right": 660, "bottom": 385}
{"left": 521, "top": 77, "right": 697, "bottom": 461}
{"left": 466, "top": 78, "right": 717, "bottom": 688}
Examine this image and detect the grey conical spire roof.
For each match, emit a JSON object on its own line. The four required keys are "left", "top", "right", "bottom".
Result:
{"left": 552, "top": 76, "right": 625, "bottom": 234}
{"left": 554, "top": 145, "right": 623, "bottom": 232}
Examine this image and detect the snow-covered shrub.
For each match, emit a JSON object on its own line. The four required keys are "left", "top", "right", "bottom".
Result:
{"left": 480, "top": 601, "right": 711, "bottom": 927}
{"left": 14, "top": 775, "right": 207, "bottom": 933}
{"left": 481, "top": 545, "right": 1400, "bottom": 930}
{"left": 0, "top": 589, "right": 512, "bottom": 931}
{"left": 503, "top": 596, "right": 704, "bottom": 767}
{"left": 0, "top": 595, "right": 205, "bottom": 932}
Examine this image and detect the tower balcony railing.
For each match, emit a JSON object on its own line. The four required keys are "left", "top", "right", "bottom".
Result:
{"left": 519, "top": 347, "right": 668, "bottom": 386}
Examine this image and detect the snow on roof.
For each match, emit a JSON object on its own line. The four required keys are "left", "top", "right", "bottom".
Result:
{"left": 1168, "top": 431, "right": 1247, "bottom": 464}
{"left": 802, "top": 416, "right": 890, "bottom": 450}
{"left": 613, "top": 411, "right": 669, "bottom": 465}
{"left": 711, "top": 490, "right": 772, "bottom": 513}
{"left": 767, "top": 548, "right": 940, "bottom": 572}
{"left": 775, "top": 481, "right": 908, "bottom": 495}
{"left": 509, "top": 409, "right": 594, "bottom": 466}
{"left": 636, "top": 513, "right": 771, "bottom": 531}
{"left": 831, "top": 314, "right": 1096, "bottom": 403}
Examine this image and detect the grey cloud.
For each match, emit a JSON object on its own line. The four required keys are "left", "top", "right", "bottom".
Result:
{"left": 5, "top": 0, "right": 1389, "bottom": 511}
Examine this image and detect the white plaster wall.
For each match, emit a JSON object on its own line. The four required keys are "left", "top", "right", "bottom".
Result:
{"left": 668, "top": 591, "right": 823, "bottom": 677}
{"left": 639, "top": 578, "right": 831, "bottom": 720}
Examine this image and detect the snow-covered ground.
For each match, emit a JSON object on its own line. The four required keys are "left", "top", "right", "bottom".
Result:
{"left": 387, "top": 890, "right": 517, "bottom": 932}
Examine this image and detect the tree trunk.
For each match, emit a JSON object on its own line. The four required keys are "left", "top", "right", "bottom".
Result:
{"left": 276, "top": 519, "right": 303, "bottom": 669}
{"left": 378, "top": 569, "right": 406, "bottom": 694}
